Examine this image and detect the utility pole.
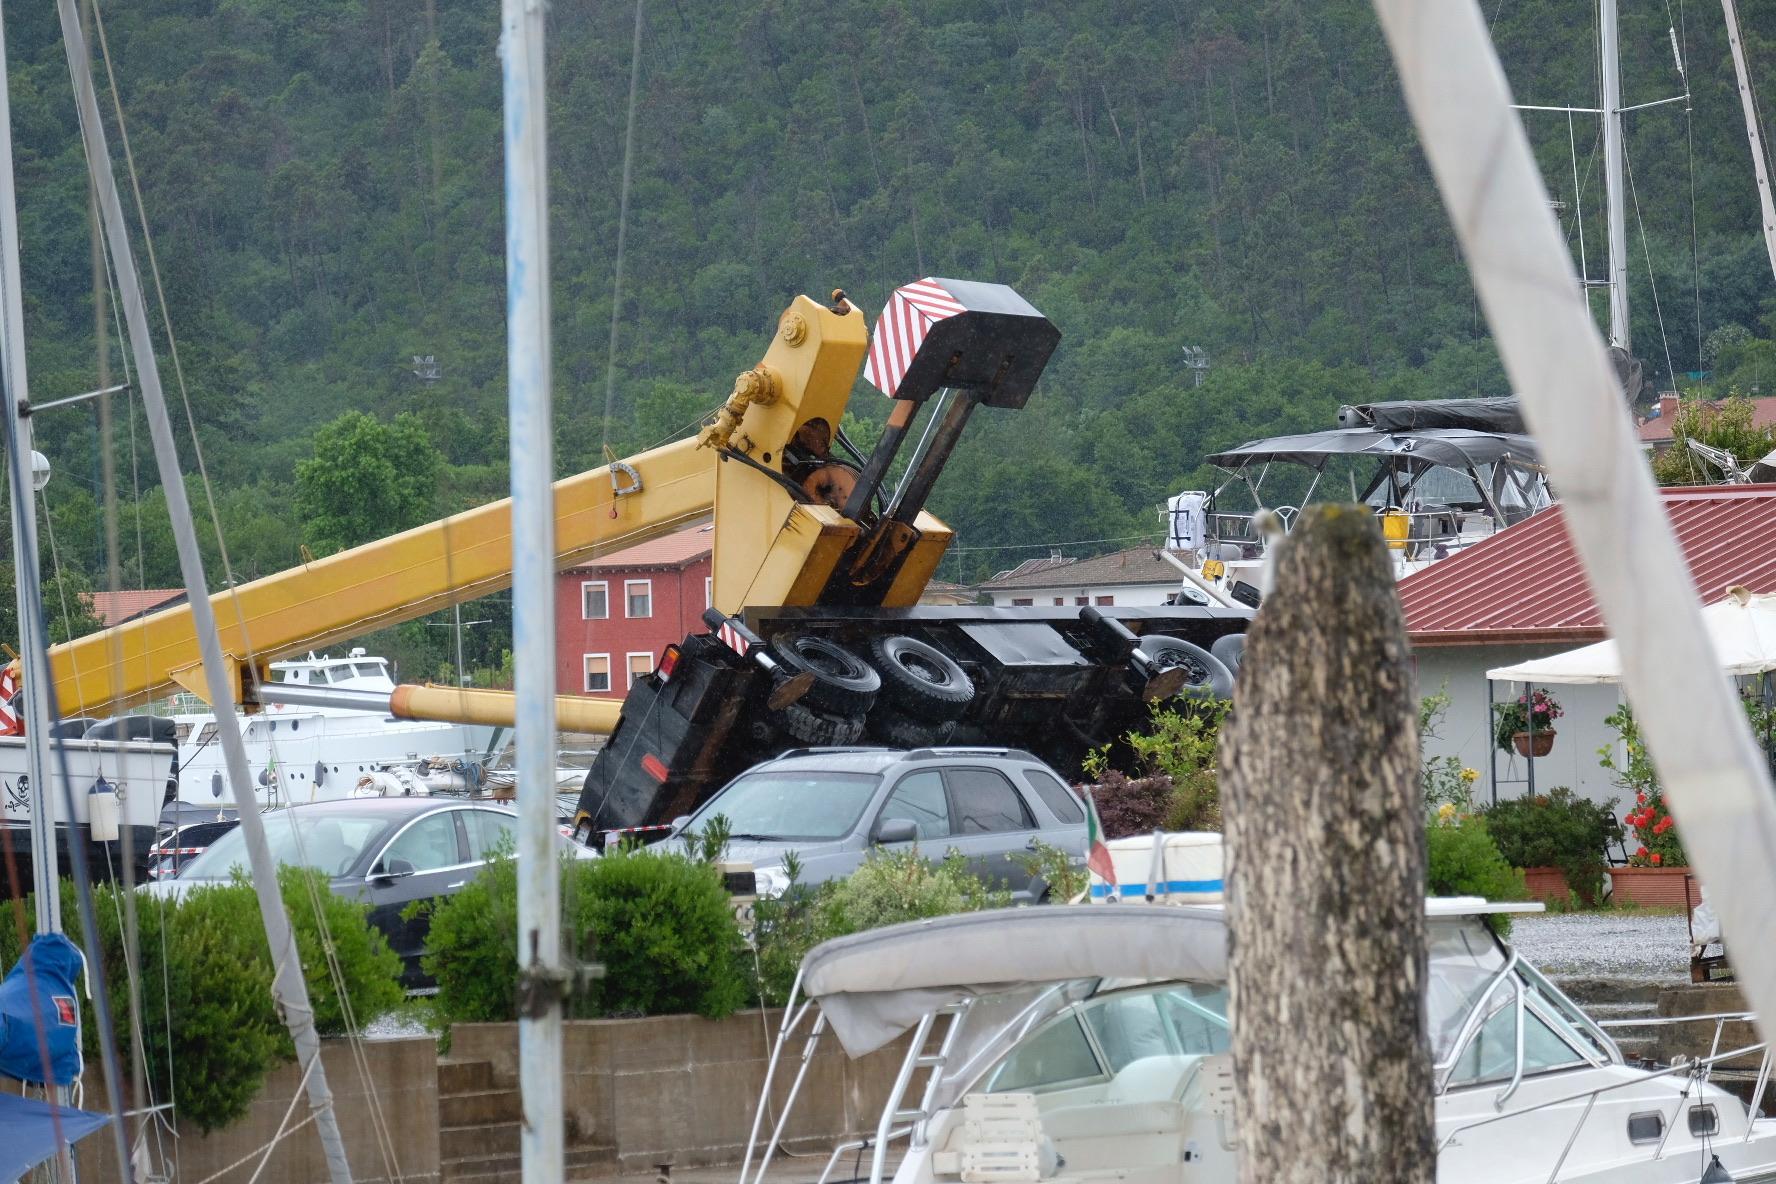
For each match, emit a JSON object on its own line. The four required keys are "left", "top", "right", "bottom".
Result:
{"left": 1220, "top": 506, "right": 1433, "bottom": 1184}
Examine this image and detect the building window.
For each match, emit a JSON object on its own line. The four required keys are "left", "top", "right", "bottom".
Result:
{"left": 625, "top": 579, "right": 653, "bottom": 618}
{"left": 1095, "top": 595, "right": 1115, "bottom": 606}
{"left": 581, "top": 581, "right": 608, "bottom": 620}
{"left": 1011, "top": 597, "right": 1034, "bottom": 607}
{"left": 1075, "top": 596, "right": 1089, "bottom": 606}
{"left": 583, "top": 654, "right": 611, "bottom": 693}
{"left": 627, "top": 652, "right": 655, "bottom": 688}
{"left": 1053, "top": 597, "right": 1065, "bottom": 606}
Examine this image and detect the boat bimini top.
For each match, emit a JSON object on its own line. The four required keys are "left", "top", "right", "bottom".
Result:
{"left": 802, "top": 904, "right": 1226, "bottom": 1057}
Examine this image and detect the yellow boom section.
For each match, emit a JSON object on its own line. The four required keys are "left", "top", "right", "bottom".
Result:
{"left": 51, "top": 436, "right": 711, "bottom": 715}
{"left": 48, "top": 292, "right": 876, "bottom": 718}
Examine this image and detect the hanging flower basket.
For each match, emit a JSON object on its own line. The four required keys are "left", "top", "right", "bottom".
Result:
{"left": 1512, "top": 730, "right": 1556, "bottom": 758}
{"left": 1495, "top": 689, "right": 1564, "bottom": 753}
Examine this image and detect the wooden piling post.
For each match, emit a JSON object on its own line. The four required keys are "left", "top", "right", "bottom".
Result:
{"left": 1220, "top": 504, "right": 1433, "bottom": 1183}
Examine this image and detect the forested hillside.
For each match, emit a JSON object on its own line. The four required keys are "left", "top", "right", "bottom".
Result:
{"left": 4, "top": 0, "right": 1776, "bottom": 674}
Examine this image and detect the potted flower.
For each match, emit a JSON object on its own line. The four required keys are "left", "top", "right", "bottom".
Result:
{"left": 1599, "top": 705, "right": 1698, "bottom": 908}
{"left": 1493, "top": 689, "right": 1563, "bottom": 757}
{"left": 1482, "top": 787, "right": 1621, "bottom": 905}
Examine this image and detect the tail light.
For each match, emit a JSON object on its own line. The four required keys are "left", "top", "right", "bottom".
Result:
{"left": 657, "top": 645, "right": 681, "bottom": 681}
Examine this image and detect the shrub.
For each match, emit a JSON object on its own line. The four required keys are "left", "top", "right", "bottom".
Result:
{"left": 0, "top": 874, "right": 403, "bottom": 1134}
{"left": 1089, "top": 770, "right": 1175, "bottom": 838}
{"left": 1599, "top": 705, "right": 1687, "bottom": 868}
{"left": 1421, "top": 690, "right": 1481, "bottom": 810}
{"left": 1482, "top": 788, "right": 1620, "bottom": 902}
{"left": 1081, "top": 699, "right": 1228, "bottom": 837}
{"left": 750, "top": 848, "right": 1010, "bottom": 1004}
{"left": 1426, "top": 816, "right": 1528, "bottom": 935}
{"left": 575, "top": 849, "right": 749, "bottom": 1019}
{"left": 426, "top": 848, "right": 749, "bottom": 1027}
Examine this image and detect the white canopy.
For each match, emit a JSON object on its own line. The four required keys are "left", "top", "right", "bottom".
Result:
{"left": 1488, "top": 587, "right": 1776, "bottom": 685}
{"left": 801, "top": 904, "right": 1226, "bottom": 1056}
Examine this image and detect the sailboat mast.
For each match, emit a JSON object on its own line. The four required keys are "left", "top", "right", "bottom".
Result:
{"left": 0, "top": 4, "right": 61, "bottom": 936}
{"left": 1722, "top": 0, "right": 1776, "bottom": 284}
{"left": 52, "top": 4, "right": 354, "bottom": 1181}
{"left": 1601, "top": 0, "right": 1632, "bottom": 350}
{"left": 499, "top": 0, "right": 565, "bottom": 1181}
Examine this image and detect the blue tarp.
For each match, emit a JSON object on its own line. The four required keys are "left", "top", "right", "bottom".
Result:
{"left": 0, "top": 933, "right": 85, "bottom": 1086}
{"left": 0, "top": 1090, "right": 110, "bottom": 1181}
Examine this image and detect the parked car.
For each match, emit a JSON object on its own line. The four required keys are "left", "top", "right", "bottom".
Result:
{"left": 147, "top": 814, "right": 242, "bottom": 880}
{"left": 148, "top": 797, "right": 590, "bottom": 988}
{"left": 671, "top": 746, "right": 1089, "bottom": 901}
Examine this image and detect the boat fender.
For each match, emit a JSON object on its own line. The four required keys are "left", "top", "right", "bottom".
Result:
{"left": 87, "top": 778, "right": 119, "bottom": 843}
{"left": 209, "top": 771, "right": 223, "bottom": 799}
{"left": 314, "top": 761, "right": 327, "bottom": 789}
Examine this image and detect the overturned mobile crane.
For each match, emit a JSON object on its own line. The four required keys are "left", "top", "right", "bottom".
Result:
{"left": 571, "top": 279, "right": 1250, "bottom": 842}
{"left": 39, "top": 278, "right": 1248, "bottom": 839}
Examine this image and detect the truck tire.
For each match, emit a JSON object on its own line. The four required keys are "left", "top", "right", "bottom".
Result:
{"left": 1138, "top": 635, "right": 1236, "bottom": 701}
{"left": 868, "top": 634, "right": 974, "bottom": 721}
{"left": 769, "top": 632, "right": 880, "bottom": 715}
{"left": 773, "top": 699, "right": 867, "bottom": 747}
{"left": 1211, "top": 632, "right": 1246, "bottom": 676}
{"left": 868, "top": 709, "right": 956, "bottom": 749}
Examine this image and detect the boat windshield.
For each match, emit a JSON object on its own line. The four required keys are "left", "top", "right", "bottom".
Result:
{"left": 1426, "top": 916, "right": 1509, "bottom": 1063}
{"left": 980, "top": 982, "right": 1230, "bottom": 1098}
{"left": 178, "top": 808, "right": 397, "bottom": 880}
{"left": 690, "top": 771, "right": 882, "bottom": 841}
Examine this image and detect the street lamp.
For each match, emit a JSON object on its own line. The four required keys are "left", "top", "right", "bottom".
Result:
{"left": 29, "top": 450, "right": 48, "bottom": 491}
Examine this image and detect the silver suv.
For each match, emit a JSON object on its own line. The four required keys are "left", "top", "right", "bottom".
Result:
{"left": 673, "top": 746, "right": 1089, "bottom": 902}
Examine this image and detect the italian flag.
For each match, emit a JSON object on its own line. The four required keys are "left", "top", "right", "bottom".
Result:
{"left": 1085, "top": 788, "right": 1116, "bottom": 888}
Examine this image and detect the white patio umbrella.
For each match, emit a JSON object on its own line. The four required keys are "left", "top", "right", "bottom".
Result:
{"left": 1488, "top": 586, "right": 1776, "bottom": 685}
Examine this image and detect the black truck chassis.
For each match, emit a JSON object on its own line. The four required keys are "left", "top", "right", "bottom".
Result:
{"left": 572, "top": 601, "right": 1251, "bottom": 843}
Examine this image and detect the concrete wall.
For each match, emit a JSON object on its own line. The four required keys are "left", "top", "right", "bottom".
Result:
{"left": 452, "top": 1010, "right": 911, "bottom": 1172}
{"left": 69, "top": 1037, "right": 439, "bottom": 1184}
{"left": 1413, "top": 643, "right": 1627, "bottom": 810}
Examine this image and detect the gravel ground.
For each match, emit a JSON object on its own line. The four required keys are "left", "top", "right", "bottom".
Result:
{"left": 1509, "top": 910, "right": 1691, "bottom": 982}
{"left": 361, "top": 1010, "right": 434, "bottom": 1041}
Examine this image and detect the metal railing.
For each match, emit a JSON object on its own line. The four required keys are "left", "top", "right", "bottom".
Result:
{"left": 1435, "top": 1022, "right": 1774, "bottom": 1182}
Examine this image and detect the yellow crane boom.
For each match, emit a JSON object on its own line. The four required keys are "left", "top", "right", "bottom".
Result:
{"left": 48, "top": 291, "right": 897, "bottom": 720}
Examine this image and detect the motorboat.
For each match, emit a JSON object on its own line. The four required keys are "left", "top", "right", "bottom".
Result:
{"left": 742, "top": 899, "right": 1776, "bottom": 1184}
{"left": 168, "top": 649, "right": 501, "bottom": 808}
{"left": 1167, "top": 398, "right": 1552, "bottom": 605}
{"left": 0, "top": 725, "right": 177, "bottom": 887}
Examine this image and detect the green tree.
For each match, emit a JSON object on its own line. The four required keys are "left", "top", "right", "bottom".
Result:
{"left": 294, "top": 411, "right": 444, "bottom": 554}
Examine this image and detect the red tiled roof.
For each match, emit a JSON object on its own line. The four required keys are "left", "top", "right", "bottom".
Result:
{"left": 1400, "top": 486, "right": 1776, "bottom": 646}
{"left": 978, "top": 547, "right": 1184, "bottom": 590}
{"left": 573, "top": 523, "right": 713, "bottom": 572}
{"left": 1638, "top": 396, "right": 1776, "bottom": 442}
{"left": 88, "top": 588, "right": 184, "bottom": 626}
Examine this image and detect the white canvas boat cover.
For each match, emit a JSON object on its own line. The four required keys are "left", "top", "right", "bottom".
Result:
{"left": 1489, "top": 587, "right": 1776, "bottom": 684}
{"left": 800, "top": 905, "right": 1226, "bottom": 1056}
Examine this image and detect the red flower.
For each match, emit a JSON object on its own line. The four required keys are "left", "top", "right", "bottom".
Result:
{"left": 1636, "top": 846, "right": 1649, "bottom": 858}
{"left": 1636, "top": 794, "right": 1647, "bottom": 806}
{"left": 1624, "top": 813, "right": 1637, "bottom": 826}
{"left": 1651, "top": 853, "right": 1663, "bottom": 866}
{"left": 1655, "top": 816, "right": 1673, "bottom": 835}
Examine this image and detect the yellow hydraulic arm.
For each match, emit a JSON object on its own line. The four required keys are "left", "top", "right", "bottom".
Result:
{"left": 46, "top": 290, "right": 950, "bottom": 725}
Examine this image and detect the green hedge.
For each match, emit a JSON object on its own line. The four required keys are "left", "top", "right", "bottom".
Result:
{"left": 1425, "top": 816, "right": 1529, "bottom": 935}
{"left": 0, "top": 867, "right": 403, "bottom": 1132}
{"left": 423, "top": 848, "right": 749, "bottom": 1028}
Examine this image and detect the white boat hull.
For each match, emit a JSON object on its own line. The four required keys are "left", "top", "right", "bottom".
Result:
{"left": 0, "top": 735, "right": 175, "bottom": 887}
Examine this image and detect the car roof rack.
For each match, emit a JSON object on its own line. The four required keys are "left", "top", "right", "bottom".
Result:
{"left": 905, "top": 746, "right": 1041, "bottom": 763}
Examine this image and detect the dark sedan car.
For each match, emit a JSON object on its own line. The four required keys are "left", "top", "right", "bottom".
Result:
{"left": 151, "top": 797, "right": 579, "bottom": 988}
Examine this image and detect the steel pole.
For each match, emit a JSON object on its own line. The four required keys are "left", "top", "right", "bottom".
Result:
{"left": 0, "top": 5, "right": 60, "bottom": 936}
{"left": 500, "top": 2, "right": 565, "bottom": 1182}
{"left": 1600, "top": 0, "right": 1631, "bottom": 350}
{"left": 53, "top": 4, "right": 353, "bottom": 1180}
